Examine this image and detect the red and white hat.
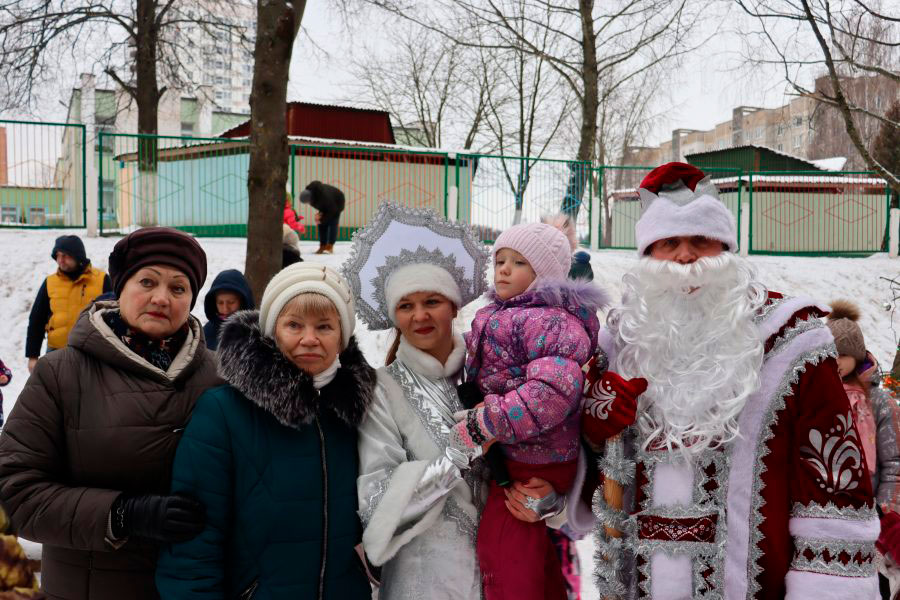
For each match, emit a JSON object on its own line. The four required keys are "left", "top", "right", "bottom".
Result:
{"left": 635, "top": 162, "right": 737, "bottom": 255}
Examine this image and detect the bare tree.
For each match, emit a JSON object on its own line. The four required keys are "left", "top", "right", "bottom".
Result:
{"left": 0, "top": 0, "right": 252, "bottom": 223}
{"left": 476, "top": 3, "right": 574, "bottom": 224}
{"left": 0, "top": 0, "right": 251, "bottom": 131}
{"left": 591, "top": 66, "right": 666, "bottom": 245}
{"left": 737, "top": 0, "right": 899, "bottom": 193}
{"left": 244, "top": 0, "right": 305, "bottom": 302}
{"left": 348, "top": 22, "right": 491, "bottom": 149}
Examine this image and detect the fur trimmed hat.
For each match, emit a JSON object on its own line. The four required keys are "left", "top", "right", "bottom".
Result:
{"left": 493, "top": 214, "right": 577, "bottom": 283}
{"left": 384, "top": 263, "right": 463, "bottom": 324}
{"left": 635, "top": 162, "right": 737, "bottom": 256}
{"left": 258, "top": 263, "right": 355, "bottom": 349}
{"left": 826, "top": 299, "right": 867, "bottom": 362}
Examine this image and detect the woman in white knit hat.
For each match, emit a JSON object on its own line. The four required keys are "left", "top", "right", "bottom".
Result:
{"left": 156, "top": 263, "right": 376, "bottom": 600}
{"left": 343, "top": 204, "right": 583, "bottom": 600}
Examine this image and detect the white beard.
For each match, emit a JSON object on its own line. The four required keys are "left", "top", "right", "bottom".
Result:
{"left": 610, "top": 253, "right": 767, "bottom": 459}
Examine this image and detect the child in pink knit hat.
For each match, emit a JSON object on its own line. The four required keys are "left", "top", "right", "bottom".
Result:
{"left": 449, "top": 216, "right": 634, "bottom": 600}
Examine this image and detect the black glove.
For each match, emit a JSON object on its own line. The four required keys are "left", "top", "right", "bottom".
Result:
{"left": 111, "top": 493, "right": 206, "bottom": 543}
{"left": 456, "top": 382, "right": 511, "bottom": 487}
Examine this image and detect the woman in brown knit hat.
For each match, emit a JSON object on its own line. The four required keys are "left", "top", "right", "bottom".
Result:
{"left": 0, "top": 227, "right": 222, "bottom": 600}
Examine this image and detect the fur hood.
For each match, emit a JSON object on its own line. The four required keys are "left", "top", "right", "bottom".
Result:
{"left": 217, "top": 310, "right": 376, "bottom": 429}
{"left": 489, "top": 277, "right": 610, "bottom": 323}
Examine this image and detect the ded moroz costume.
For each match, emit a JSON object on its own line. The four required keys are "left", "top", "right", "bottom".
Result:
{"left": 586, "top": 163, "right": 880, "bottom": 599}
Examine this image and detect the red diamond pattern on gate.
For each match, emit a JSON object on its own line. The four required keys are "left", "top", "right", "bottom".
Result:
{"left": 637, "top": 514, "right": 718, "bottom": 544}
{"left": 761, "top": 198, "right": 814, "bottom": 227}
{"left": 823, "top": 196, "right": 876, "bottom": 225}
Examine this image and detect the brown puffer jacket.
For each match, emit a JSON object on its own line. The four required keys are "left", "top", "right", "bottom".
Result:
{"left": 0, "top": 301, "right": 222, "bottom": 600}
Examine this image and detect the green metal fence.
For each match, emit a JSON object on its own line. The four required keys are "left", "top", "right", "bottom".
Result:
{"left": 455, "top": 154, "right": 592, "bottom": 245}
{"left": 746, "top": 171, "right": 889, "bottom": 255}
{"left": 98, "top": 132, "right": 251, "bottom": 236}
{"left": 289, "top": 144, "right": 451, "bottom": 243}
{"left": 0, "top": 119, "right": 86, "bottom": 227}
{"left": 4, "top": 126, "right": 877, "bottom": 257}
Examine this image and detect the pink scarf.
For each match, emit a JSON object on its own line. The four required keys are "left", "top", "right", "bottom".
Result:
{"left": 844, "top": 380, "right": 877, "bottom": 475}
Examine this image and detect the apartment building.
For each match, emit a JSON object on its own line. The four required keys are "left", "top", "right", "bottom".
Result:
{"left": 624, "top": 73, "right": 896, "bottom": 170}
{"left": 171, "top": 1, "right": 256, "bottom": 114}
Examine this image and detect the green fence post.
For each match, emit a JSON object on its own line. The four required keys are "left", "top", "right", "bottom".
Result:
{"left": 80, "top": 124, "right": 87, "bottom": 228}
{"left": 598, "top": 167, "right": 603, "bottom": 248}
{"left": 587, "top": 164, "right": 593, "bottom": 249}
{"left": 443, "top": 154, "right": 449, "bottom": 219}
{"left": 455, "top": 155, "right": 460, "bottom": 222}
{"left": 747, "top": 172, "right": 753, "bottom": 254}
{"left": 98, "top": 131, "right": 104, "bottom": 235}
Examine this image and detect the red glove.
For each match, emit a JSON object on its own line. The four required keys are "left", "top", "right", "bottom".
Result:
{"left": 581, "top": 359, "right": 647, "bottom": 444}
{"left": 878, "top": 510, "right": 900, "bottom": 562}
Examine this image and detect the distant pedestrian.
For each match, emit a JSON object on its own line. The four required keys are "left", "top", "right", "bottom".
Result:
{"left": 202, "top": 269, "right": 254, "bottom": 351}
{"left": 25, "top": 235, "right": 111, "bottom": 372}
{"left": 568, "top": 250, "right": 594, "bottom": 281}
{"left": 299, "top": 180, "right": 345, "bottom": 254}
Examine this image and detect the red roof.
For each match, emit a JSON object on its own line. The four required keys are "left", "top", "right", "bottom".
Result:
{"left": 219, "top": 102, "right": 395, "bottom": 144}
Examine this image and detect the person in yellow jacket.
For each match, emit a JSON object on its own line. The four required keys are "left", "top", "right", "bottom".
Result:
{"left": 25, "top": 235, "right": 111, "bottom": 372}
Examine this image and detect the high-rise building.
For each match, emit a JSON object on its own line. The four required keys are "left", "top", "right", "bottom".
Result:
{"left": 170, "top": 1, "right": 256, "bottom": 116}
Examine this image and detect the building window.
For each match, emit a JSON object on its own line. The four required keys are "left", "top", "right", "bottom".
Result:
{"left": 718, "top": 139, "right": 726, "bottom": 149}
{"left": 777, "top": 143, "right": 783, "bottom": 151}
{"left": 875, "top": 95, "right": 883, "bottom": 109}
{"left": 755, "top": 127, "right": 763, "bottom": 139}
{"left": 181, "top": 122, "right": 194, "bottom": 137}
{"left": 776, "top": 124, "right": 784, "bottom": 136}
{"left": 0, "top": 206, "right": 17, "bottom": 223}
{"left": 794, "top": 116, "right": 803, "bottom": 127}
{"left": 29, "top": 207, "right": 46, "bottom": 225}
{"left": 794, "top": 134, "right": 803, "bottom": 148}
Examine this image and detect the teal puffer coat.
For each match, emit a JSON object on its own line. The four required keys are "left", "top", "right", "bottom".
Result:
{"left": 156, "top": 310, "right": 376, "bottom": 600}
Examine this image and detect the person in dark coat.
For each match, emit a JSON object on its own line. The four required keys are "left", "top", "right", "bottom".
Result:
{"left": 299, "top": 180, "right": 345, "bottom": 255}
{"left": 25, "top": 235, "right": 112, "bottom": 372}
{"left": 202, "top": 269, "right": 254, "bottom": 351}
{"left": 156, "top": 263, "right": 375, "bottom": 600}
{"left": 568, "top": 250, "right": 594, "bottom": 281}
{"left": 0, "top": 227, "right": 222, "bottom": 600}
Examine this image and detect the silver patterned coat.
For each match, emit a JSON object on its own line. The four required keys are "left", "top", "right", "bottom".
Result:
{"left": 357, "top": 332, "right": 487, "bottom": 600}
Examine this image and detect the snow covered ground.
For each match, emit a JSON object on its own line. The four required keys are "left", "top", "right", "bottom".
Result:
{"left": 1, "top": 228, "right": 898, "bottom": 597}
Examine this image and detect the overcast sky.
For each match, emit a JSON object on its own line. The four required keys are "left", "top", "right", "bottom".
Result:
{"left": 289, "top": 3, "right": 806, "bottom": 150}
{"left": 14, "top": 2, "right": 808, "bottom": 153}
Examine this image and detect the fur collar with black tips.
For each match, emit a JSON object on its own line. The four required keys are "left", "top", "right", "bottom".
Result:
{"left": 216, "top": 310, "right": 376, "bottom": 429}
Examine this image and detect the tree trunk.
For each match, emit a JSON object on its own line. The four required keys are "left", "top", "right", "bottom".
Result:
{"left": 245, "top": 0, "right": 305, "bottom": 303}
{"left": 560, "top": 0, "right": 598, "bottom": 218}
{"left": 135, "top": 0, "right": 160, "bottom": 226}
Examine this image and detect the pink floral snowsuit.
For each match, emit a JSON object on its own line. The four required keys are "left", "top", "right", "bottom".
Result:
{"left": 464, "top": 278, "right": 605, "bottom": 600}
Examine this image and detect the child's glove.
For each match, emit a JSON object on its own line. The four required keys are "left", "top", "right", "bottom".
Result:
{"left": 581, "top": 369, "right": 647, "bottom": 444}
{"left": 450, "top": 408, "right": 494, "bottom": 454}
{"left": 878, "top": 509, "right": 900, "bottom": 562}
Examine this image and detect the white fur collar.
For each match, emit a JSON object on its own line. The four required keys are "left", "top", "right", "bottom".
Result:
{"left": 396, "top": 331, "right": 465, "bottom": 379}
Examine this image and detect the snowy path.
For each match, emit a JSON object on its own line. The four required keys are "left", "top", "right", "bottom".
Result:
{"left": 0, "top": 228, "right": 897, "bottom": 598}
